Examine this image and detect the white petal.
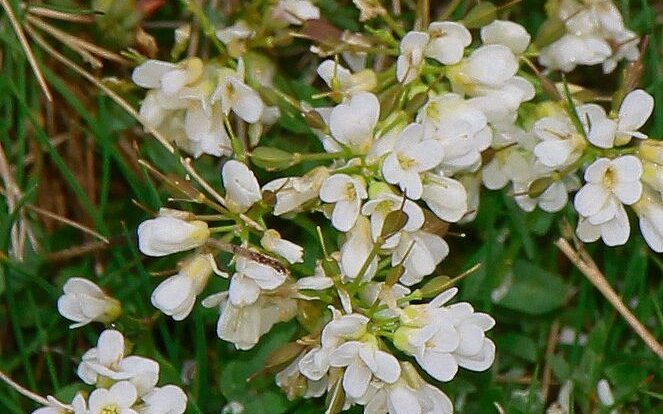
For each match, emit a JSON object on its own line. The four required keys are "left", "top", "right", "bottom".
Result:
{"left": 343, "top": 360, "right": 372, "bottom": 399}
{"left": 329, "top": 92, "right": 379, "bottom": 152}
{"left": 574, "top": 184, "right": 609, "bottom": 217}
{"left": 465, "top": 45, "right": 518, "bottom": 86}
{"left": 229, "top": 79, "right": 264, "bottom": 123}
{"left": 480, "top": 20, "right": 530, "bottom": 54}
{"left": 228, "top": 275, "right": 261, "bottom": 306}
{"left": 619, "top": 89, "right": 654, "bottom": 132}
{"left": 456, "top": 339, "right": 495, "bottom": 371}
{"left": 418, "top": 351, "right": 458, "bottom": 382}
{"left": 97, "top": 330, "right": 125, "bottom": 366}
{"left": 372, "top": 350, "right": 401, "bottom": 383}
{"left": 329, "top": 341, "right": 361, "bottom": 367}
{"left": 132, "top": 60, "right": 177, "bottom": 89}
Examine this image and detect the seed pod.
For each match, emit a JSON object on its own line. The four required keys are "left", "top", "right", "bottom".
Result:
{"left": 264, "top": 342, "right": 306, "bottom": 372}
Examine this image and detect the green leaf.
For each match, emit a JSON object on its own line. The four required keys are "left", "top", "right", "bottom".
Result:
{"left": 494, "top": 260, "right": 568, "bottom": 315}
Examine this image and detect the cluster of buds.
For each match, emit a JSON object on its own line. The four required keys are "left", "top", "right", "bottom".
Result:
{"left": 32, "top": 330, "right": 186, "bottom": 414}
{"left": 124, "top": 0, "right": 652, "bottom": 413}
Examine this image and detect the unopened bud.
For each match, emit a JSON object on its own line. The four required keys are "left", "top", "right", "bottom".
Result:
{"left": 404, "top": 92, "right": 429, "bottom": 115}
{"left": 381, "top": 210, "right": 409, "bottom": 239}
{"left": 639, "top": 140, "right": 663, "bottom": 165}
{"left": 385, "top": 264, "right": 405, "bottom": 286}
{"left": 528, "top": 177, "right": 555, "bottom": 198}
{"left": 534, "top": 18, "right": 565, "bottom": 48}
{"left": 265, "top": 342, "right": 305, "bottom": 371}
{"left": 420, "top": 275, "right": 452, "bottom": 297}
{"left": 462, "top": 2, "right": 497, "bottom": 29}
{"left": 304, "top": 110, "right": 327, "bottom": 130}
{"left": 250, "top": 147, "right": 295, "bottom": 171}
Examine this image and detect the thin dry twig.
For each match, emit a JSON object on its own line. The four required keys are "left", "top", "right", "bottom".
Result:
{"left": 555, "top": 237, "right": 663, "bottom": 360}
{"left": 27, "top": 14, "right": 130, "bottom": 66}
{"left": 0, "top": 0, "right": 53, "bottom": 102}
{"left": 25, "top": 4, "right": 95, "bottom": 23}
{"left": 0, "top": 369, "right": 51, "bottom": 407}
{"left": 26, "top": 29, "right": 176, "bottom": 154}
{"left": 46, "top": 240, "right": 111, "bottom": 262}
{"left": 542, "top": 319, "right": 560, "bottom": 402}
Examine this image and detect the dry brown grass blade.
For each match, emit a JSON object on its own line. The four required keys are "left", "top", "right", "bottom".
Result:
{"left": 24, "top": 4, "right": 95, "bottom": 23}
{"left": 25, "top": 29, "right": 176, "bottom": 154}
{"left": 0, "top": 369, "right": 51, "bottom": 407}
{"left": 0, "top": 142, "right": 39, "bottom": 259}
{"left": 27, "top": 14, "right": 130, "bottom": 66}
{"left": 555, "top": 237, "right": 663, "bottom": 360}
{"left": 0, "top": 0, "right": 52, "bottom": 102}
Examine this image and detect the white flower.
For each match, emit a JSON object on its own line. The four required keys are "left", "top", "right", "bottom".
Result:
{"left": 392, "top": 230, "right": 449, "bottom": 286}
{"left": 211, "top": 63, "right": 264, "bottom": 123}
{"left": 137, "top": 216, "right": 209, "bottom": 257}
{"left": 382, "top": 124, "right": 444, "bottom": 199}
{"left": 397, "top": 31, "right": 429, "bottom": 84}
{"left": 320, "top": 174, "right": 368, "bottom": 231}
{"left": 538, "top": 34, "right": 612, "bottom": 72}
{"left": 222, "top": 160, "right": 262, "bottom": 213}
{"left": 597, "top": 379, "right": 618, "bottom": 414}
{"left": 329, "top": 92, "right": 379, "bottom": 154}
{"left": 583, "top": 89, "right": 654, "bottom": 148}
{"left": 182, "top": 105, "right": 232, "bottom": 157}
{"left": 299, "top": 312, "right": 369, "bottom": 381}
{"left": 133, "top": 58, "right": 203, "bottom": 96}
{"left": 263, "top": 167, "right": 329, "bottom": 215}
{"left": 602, "top": 29, "right": 639, "bottom": 74}
{"left": 273, "top": 0, "right": 320, "bottom": 25}
{"left": 329, "top": 339, "right": 401, "bottom": 399}
{"left": 78, "top": 330, "right": 159, "bottom": 396}
{"left": 57, "top": 277, "right": 121, "bottom": 328}
{"left": 33, "top": 395, "right": 86, "bottom": 414}
{"left": 576, "top": 201, "right": 630, "bottom": 246}
{"left": 480, "top": 20, "right": 530, "bottom": 54}
{"left": 421, "top": 174, "right": 468, "bottom": 222}
{"left": 425, "top": 22, "right": 472, "bottom": 65}
{"left": 276, "top": 353, "right": 327, "bottom": 400}
{"left": 574, "top": 156, "right": 643, "bottom": 217}
{"left": 317, "top": 60, "right": 376, "bottom": 98}
{"left": 448, "top": 45, "right": 519, "bottom": 94}
{"left": 532, "top": 114, "right": 586, "bottom": 168}
{"left": 140, "top": 385, "right": 188, "bottom": 414}
{"left": 340, "top": 216, "right": 378, "bottom": 281}
{"left": 203, "top": 292, "right": 297, "bottom": 350}
{"left": 261, "top": 229, "right": 304, "bottom": 264}
{"left": 361, "top": 192, "right": 425, "bottom": 248}
{"left": 363, "top": 374, "right": 453, "bottom": 414}
{"left": 216, "top": 20, "right": 254, "bottom": 45}
{"left": 228, "top": 257, "right": 287, "bottom": 306}
{"left": 633, "top": 192, "right": 663, "bottom": 252}
{"left": 417, "top": 93, "right": 491, "bottom": 172}
{"left": 88, "top": 381, "right": 138, "bottom": 414}
{"left": 151, "top": 254, "right": 218, "bottom": 320}
{"left": 394, "top": 288, "right": 496, "bottom": 382}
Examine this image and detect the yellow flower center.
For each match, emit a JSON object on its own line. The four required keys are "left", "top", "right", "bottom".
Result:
{"left": 102, "top": 405, "right": 119, "bottom": 414}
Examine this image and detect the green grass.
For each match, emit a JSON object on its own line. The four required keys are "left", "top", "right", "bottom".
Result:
{"left": 0, "top": 1, "right": 662, "bottom": 413}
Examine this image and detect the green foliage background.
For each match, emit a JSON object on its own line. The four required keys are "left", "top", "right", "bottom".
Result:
{"left": 0, "top": 0, "right": 661, "bottom": 413}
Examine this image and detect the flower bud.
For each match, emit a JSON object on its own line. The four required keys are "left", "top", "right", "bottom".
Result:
{"left": 639, "top": 140, "right": 663, "bottom": 165}
{"left": 420, "top": 275, "right": 452, "bottom": 297}
{"left": 250, "top": 147, "right": 295, "bottom": 171}
{"left": 528, "top": 176, "right": 555, "bottom": 198}
{"left": 534, "top": 17, "right": 565, "bottom": 48}
{"left": 380, "top": 210, "right": 409, "bottom": 239}
{"left": 57, "top": 278, "right": 122, "bottom": 329}
{"left": 462, "top": 2, "right": 497, "bottom": 29}
{"left": 138, "top": 216, "right": 210, "bottom": 257}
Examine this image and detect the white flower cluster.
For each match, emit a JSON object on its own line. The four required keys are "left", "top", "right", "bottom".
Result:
{"left": 276, "top": 288, "right": 494, "bottom": 413}
{"left": 125, "top": 0, "right": 653, "bottom": 412}
{"left": 133, "top": 57, "right": 277, "bottom": 158}
{"left": 32, "top": 329, "right": 186, "bottom": 414}
{"left": 538, "top": 0, "right": 640, "bottom": 73}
